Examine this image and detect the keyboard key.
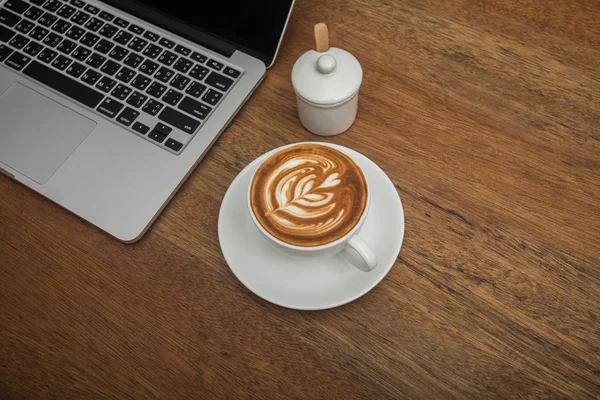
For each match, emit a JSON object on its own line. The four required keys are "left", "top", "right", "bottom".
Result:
{"left": 142, "top": 98, "right": 163, "bottom": 115}
{"left": 108, "top": 44, "right": 127, "bottom": 61}
{"left": 80, "top": 68, "right": 100, "bottom": 84}
{"left": 51, "top": 18, "right": 71, "bottom": 34}
{"left": 178, "top": 96, "right": 211, "bottom": 120}
{"left": 37, "top": 12, "right": 56, "bottom": 27}
{"left": 0, "top": 9, "right": 20, "bottom": 27}
{"left": 9, "top": 33, "right": 28, "bottom": 49}
{"left": 154, "top": 123, "right": 172, "bottom": 135}
{"left": 98, "top": 11, "right": 114, "bottom": 21}
{"left": 132, "top": 121, "right": 149, "bottom": 135}
{"left": 158, "top": 106, "right": 200, "bottom": 134}
{"left": 42, "top": 32, "right": 62, "bottom": 47}
{"left": 170, "top": 73, "right": 189, "bottom": 90}
{"left": 158, "top": 37, "right": 174, "bottom": 48}
{"left": 0, "top": 25, "right": 16, "bottom": 42}
{"left": 70, "top": 10, "right": 90, "bottom": 25}
{"left": 165, "top": 138, "right": 183, "bottom": 152}
{"left": 70, "top": 0, "right": 85, "bottom": 8}
{"left": 85, "top": 52, "right": 105, "bottom": 68}
{"left": 128, "top": 36, "right": 147, "bottom": 52}
{"left": 82, "top": 55, "right": 104, "bottom": 70}
{"left": 57, "top": 4, "right": 76, "bottom": 19}
{"left": 98, "top": 23, "right": 117, "bottom": 38}
{"left": 94, "top": 38, "right": 113, "bottom": 54}
{"left": 23, "top": 60, "right": 104, "bottom": 107}
{"left": 205, "top": 71, "right": 234, "bottom": 92}
{"left": 4, "top": 0, "right": 30, "bottom": 14}
{"left": 142, "top": 43, "right": 160, "bottom": 59}
{"left": 113, "top": 17, "right": 127, "bottom": 28}
{"left": 97, "top": 97, "right": 123, "bottom": 118}
{"left": 65, "top": 25, "right": 84, "bottom": 40}
{"left": 190, "top": 51, "right": 206, "bottom": 63}
{"left": 80, "top": 31, "right": 99, "bottom": 47}
{"left": 95, "top": 75, "right": 115, "bottom": 92}
{"left": 162, "top": 88, "right": 182, "bottom": 106}
{"left": 128, "top": 23, "right": 143, "bottom": 35}
{"left": 123, "top": 52, "right": 142, "bottom": 68}
{"left": 14, "top": 19, "right": 34, "bottom": 34}
{"left": 138, "top": 58, "right": 158, "bottom": 75}
{"left": 84, "top": 48, "right": 105, "bottom": 62}
{"left": 173, "top": 57, "right": 192, "bottom": 73}
{"left": 157, "top": 49, "right": 176, "bottom": 66}
{"left": 51, "top": 54, "right": 71, "bottom": 70}
{"left": 24, "top": 6, "right": 43, "bottom": 21}
{"left": 126, "top": 90, "right": 147, "bottom": 108}
{"left": 174, "top": 44, "right": 190, "bottom": 56}
{"left": 202, "top": 88, "right": 222, "bottom": 106}
{"left": 113, "top": 30, "right": 132, "bottom": 45}
{"left": 185, "top": 81, "right": 206, "bottom": 98}
{"left": 37, "top": 47, "right": 57, "bottom": 63}
{"left": 65, "top": 60, "right": 85, "bottom": 77}
{"left": 99, "top": 59, "right": 118, "bottom": 75}
{"left": 71, "top": 45, "right": 90, "bottom": 61}
{"left": 146, "top": 81, "right": 166, "bottom": 98}
{"left": 154, "top": 66, "right": 173, "bottom": 83}
{"left": 0, "top": 43, "right": 14, "bottom": 61}
{"left": 130, "top": 74, "right": 150, "bottom": 90}
{"left": 116, "top": 107, "right": 139, "bottom": 126}
{"left": 28, "top": 25, "right": 48, "bottom": 40}
{"left": 115, "top": 66, "right": 135, "bottom": 82}
{"left": 207, "top": 59, "right": 223, "bottom": 71}
{"left": 4, "top": 50, "right": 30, "bottom": 70}
{"left": 84, "top": 17, "right": 103, "bottom": 32}
{"left": 223, "top": 66, "right": 240, "bottom": 79}
{"left": 22, "top": 40, "right": 42, "bottom": 56}
{"left": 57, "top": 38, "right": 77, "bottom": 54}
{"left": 43, "top": 0, "right": 62, "bottom": 13}
{"left": 111, "top": 83, "right": 131, "bottom": 100}
{"left": 29, "top": 0, "right": 46, "bottom": 4}
{"left": 189, "top": 64, "right": 208, "bottom": 81}
{"left": 8, "top": 33, "right": 30, "bottom": 51}
{"left": 148, "top": 129, "right": 167, "bottom": 143}
{"left": 142, "top": 30, "right": 158, "bottom": 42}
{"left": 83, "top": 4, "right": 99, "bottom": 15}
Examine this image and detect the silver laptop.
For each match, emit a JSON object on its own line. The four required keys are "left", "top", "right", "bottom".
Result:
{"left": 0, "top": 0, "right": 295, "bottom": 241}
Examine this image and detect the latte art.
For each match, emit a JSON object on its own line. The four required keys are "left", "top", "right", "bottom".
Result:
{"left": 250, "top": 144, "right": 367, "bottom": 247}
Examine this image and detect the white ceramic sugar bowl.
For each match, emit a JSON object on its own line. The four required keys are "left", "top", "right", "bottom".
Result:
{"left": 291, "top": 25, "right": 363, "bottom": 136}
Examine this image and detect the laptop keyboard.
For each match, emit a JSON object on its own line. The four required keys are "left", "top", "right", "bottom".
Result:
{"left": 0, "top": 0, "right": 243, "bottom": 154}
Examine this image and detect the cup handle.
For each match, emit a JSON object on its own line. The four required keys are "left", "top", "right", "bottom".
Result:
{"left": 346, "top": 235, "right": 378, "bottom": 271}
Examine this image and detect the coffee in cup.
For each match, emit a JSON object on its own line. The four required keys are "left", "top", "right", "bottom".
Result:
{"left": 248, "top": 143, "right": 377, "bottom": 271}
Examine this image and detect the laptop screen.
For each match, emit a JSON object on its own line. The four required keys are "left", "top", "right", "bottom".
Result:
{"left": 107, "top": 1, "right": 295, "bottom": 67}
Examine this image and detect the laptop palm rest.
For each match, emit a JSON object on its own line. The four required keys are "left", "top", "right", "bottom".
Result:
{"left": 0, "top": 83, "right": 96, "bottom": 185}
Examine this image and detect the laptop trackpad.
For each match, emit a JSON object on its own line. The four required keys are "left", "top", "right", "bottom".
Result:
{"left": 0, "top": 83, "right": 96, "bottom": 185}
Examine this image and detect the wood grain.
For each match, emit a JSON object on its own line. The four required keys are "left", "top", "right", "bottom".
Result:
{"left": 1, "top": 0, "right": 599, "bottom": 398}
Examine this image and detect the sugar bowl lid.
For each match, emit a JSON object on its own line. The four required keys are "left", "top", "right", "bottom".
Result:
{"left": 291, "top": 24, "right": 363, "bottom": 106}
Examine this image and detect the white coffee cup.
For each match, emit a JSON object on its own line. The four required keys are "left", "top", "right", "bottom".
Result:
{"left": 247, "top": 144, "right": 377, "bottom": 271}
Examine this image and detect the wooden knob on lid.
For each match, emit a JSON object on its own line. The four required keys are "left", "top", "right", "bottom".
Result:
{"left": 314, "top": 23, "right": 329, "bottom": 52}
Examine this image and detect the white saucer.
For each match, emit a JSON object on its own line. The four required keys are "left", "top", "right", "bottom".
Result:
{"left": 218, "top": 143, "right": 405, "bottom": 310}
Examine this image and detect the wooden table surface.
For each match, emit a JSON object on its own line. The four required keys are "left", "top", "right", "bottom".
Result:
{"left": 1, "top": 0, "right": 599, "bottom": 398}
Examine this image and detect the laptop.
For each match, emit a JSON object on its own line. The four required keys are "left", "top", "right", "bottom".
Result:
{"left": 0, "top": 0, "right": 295, "bottom": 241}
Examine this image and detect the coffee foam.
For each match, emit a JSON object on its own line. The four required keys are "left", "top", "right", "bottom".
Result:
{"left": 250, "top": 144, "right": 367, "bottom": 247}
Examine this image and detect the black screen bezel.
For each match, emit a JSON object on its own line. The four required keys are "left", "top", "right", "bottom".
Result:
{"left": 100, "top": 0, "right": 295, "bottom": 67}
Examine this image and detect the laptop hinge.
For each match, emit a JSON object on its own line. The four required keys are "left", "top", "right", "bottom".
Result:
{"left": 100, "top": 1, "right": 238, "bottom": 58}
